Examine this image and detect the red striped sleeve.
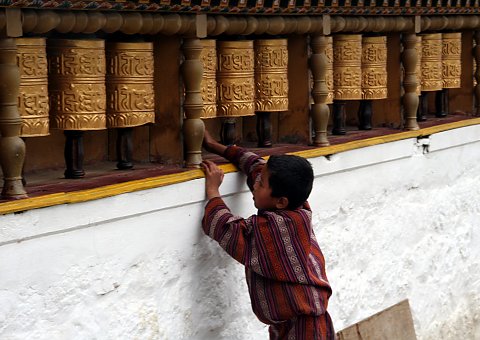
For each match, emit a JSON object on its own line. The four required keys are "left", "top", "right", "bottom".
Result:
{"left": 202, "top": 197, "right": 252, "bottom": 265}
{"left": 224, "top": 145, "right": 265, "bottom": 192}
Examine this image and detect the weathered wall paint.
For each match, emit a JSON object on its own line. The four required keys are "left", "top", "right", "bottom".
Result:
{"left": 1, "top": 126, "right": 480, "bottom": 340}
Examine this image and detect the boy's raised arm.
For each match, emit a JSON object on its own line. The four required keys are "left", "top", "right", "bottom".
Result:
{"left": 202, "top": 130, "right": 265, "bottom": 192}
{"left": 202, "top": 130, "right": 227, "bottom": 156}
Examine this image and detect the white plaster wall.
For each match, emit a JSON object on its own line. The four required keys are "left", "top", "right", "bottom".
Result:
{"left": 1, "top": 125, "right": 480, "bottom": 340}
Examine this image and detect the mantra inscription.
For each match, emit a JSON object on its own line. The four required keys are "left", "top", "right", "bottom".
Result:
{"left": 200, "top": 39, "right": 217, "bottom": 118}
{"left": 361, "top": 36, "right": 388, "bottom": 100}
{"left": 333, "top": 35, "right": 362, "bottom": 100}
{"left": 254, "top": 39, "right": 289, "bottom": 112}
{"left": 415, "top": 35, "right": 422, "bottom": 95}
{"left": 16, "top": 38, "right": 50, "bottom": 137}
{"left": 442, "top": 33, "right": 462, "bottom": 89}
{"left": 106, "top": 42, "right": 155, "bottom": 128}
{"left": 48, "top": 39, "right": 106, "bottom": 130}
{"left": 420, "top": 33, "right": 443, "bottom": 92}
{"left": 217, "top": 41, "right": 255, "bottom": 117}
{"left": 325, "top": 36, "right": 334, "bottom": 104}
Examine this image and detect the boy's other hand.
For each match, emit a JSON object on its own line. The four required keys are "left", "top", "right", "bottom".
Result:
{"left": 203, "top": 130, "right": 227, "bottom": 155}
{"left": 201, "top": 160, "right": 224, "bottom": 200}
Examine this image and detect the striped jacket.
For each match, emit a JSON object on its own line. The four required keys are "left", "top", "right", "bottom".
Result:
{"left": 202, "top": 146, "right": 332, "bottom": 325}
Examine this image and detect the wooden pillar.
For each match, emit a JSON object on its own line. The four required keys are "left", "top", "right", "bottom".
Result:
{"left": 0, "top": 38, "right": 27, "bottom": 198}
{"left": 181, "top": 38, "right": 204, "bottom": 168}
{"left": 474, "top": 31, "right": 480, "bottom": 116}
{"left": 310, "top": 35, "right": 330, "bottom": 146}
{"left": 402, "top": 34, "right": 420, "bottom": 131}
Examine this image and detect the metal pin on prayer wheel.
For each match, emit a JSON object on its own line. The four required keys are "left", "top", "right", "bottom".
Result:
{"left": 332, "top": 34, "right": 362, "bottom": 135}
{"left": 217, "top": 40, "right": 255, "bottom": 145}
{"left": 254, "top": 39, "right": 289, "bottom": 147}
{"left": 48, "top": 39, "right": 107, "bottom": 178}
{"left": 105, "top": 41, "right": 155, "bottom": 170}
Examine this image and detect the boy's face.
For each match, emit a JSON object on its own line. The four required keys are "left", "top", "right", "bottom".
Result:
{"left": 253, "top": 166, "right": 281, "bottom": 210}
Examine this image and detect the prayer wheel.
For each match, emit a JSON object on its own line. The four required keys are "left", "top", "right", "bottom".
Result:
{"left": 442, "top": 33, "right": 462, "bottom": 89}
{"left": 415, "top": 35, "right": 422, "bottom": 95}
{"left": 105, "top": 42, "right": 155, "bottom": 128}
{"left": 420, "top": 33, "right": 443, "bottom": 92}
{"left": 361, "top": 36, "right": 388, "bottom": 100}
{"left": 325, "top": 36, "right": 334, "bottom": 104}
{"left": 200, "top": 39, "right": 217, "bottom": 119}
{"left": 254, "top": 39, "right": 289, "bottom": 112}
{"left": 48, "top": 39, "right": 106, "bottom": 130}
{"left": 217, "top": 40, "right": 255, "bottom": 117}
{"left": 16, "top": 37, "right": 49, "bottom": 137}
{"left": 333, "top": 34, "right": 362, "bottom": 100}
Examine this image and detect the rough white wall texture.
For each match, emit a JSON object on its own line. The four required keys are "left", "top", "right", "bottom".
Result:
{"left": 1, "top": 126, "right": 480, "bottom": 340}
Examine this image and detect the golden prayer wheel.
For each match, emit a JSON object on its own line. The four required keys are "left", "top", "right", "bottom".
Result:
{"left": 361, "top": 36, "right": 388, "bottom": 100}
{"left": 333, "top": 34, "right": 362, "bottom": 100}
{"left": 325, "top": 36, "right": 334, "bottom": 104}
{"left": 442, "top": 33, "right": 462, "bottom": 89}
{"left": 254, "top": 39, "right": 289, "bottom": 112}
{"left": 16, "top": 37, "right": 49, "bottom": 137}
{"left": 48, "top": 39, "right": 106, "bottom": 130}
{"left": 216, "top": 40, "right": 255, "bottom": 117}
{"left": 415, "top": 35, "right": 422, "bottom": 95}
{"left": 420, "top": 33, "right": 443, "bottom": 92}
{"left": 200, "top": 39, "right": 217, "bottom": 119}
{"left": 105, "top": 42, "right": 155, "bottom": 128}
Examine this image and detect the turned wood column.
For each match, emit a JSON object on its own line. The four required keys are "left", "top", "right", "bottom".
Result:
{"left": 310, "top": 35, "right": 330, "bottom": 146}
{"left": 402, "top": 34, "right": 420, "bottom": 131}
{"left": 474, "top": 32, "right": 480, "bottom": 116}
{"left": 0, "top": 38, "right": 27, "bottom": 198}
{"left": 181, "top": 38, "right": 204, "bottom": 168}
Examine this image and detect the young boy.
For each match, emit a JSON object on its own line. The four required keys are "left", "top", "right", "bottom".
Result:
{"left": 201, "top": 131, "right": 334, "bottom": 340}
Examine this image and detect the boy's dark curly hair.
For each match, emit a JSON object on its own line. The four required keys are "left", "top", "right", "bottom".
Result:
{"left": 266, "top": 154, "right": 314, "bottom": 209}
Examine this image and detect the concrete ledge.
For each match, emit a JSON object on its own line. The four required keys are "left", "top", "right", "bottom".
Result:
{"left": 1, "top": 118, "right": 480, "bottom": 217}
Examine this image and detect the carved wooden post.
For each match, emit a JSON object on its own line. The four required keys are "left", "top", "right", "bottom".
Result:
{"left": 181, "top": 38, "right": 204, "bottom": 168}
{"left": 0, "top": 38, "right": 27, "bottom": 198}
{"left": 402, "top": 34, "right": 420, "bottom": 130}
{"left": 474, "top": 32, "right": 480, "bottom": 116}
{"left": 310, "top": 35, "right": 330, "bottom": 146}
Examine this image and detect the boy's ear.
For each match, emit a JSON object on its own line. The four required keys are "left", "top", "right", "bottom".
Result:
{"left": 275, "top": 197, "right": 289, "bottom": 209}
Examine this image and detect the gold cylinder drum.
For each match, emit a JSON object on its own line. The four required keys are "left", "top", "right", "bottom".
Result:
{"left": 325, "top": 36, "right": 334, "bottom": 104}
{"left": 200, "top": 39, "right": 217, "bottom": 119}
{"left": 254, "top": 39, "right": 289, "bottom": 112}
{"left": 415, "top": 35, "right": 422, "bottom": 95}
{"left": 16, "top": 37, "right": 50, "bottom": 137}
{"left": 48, "top": 39, "right": 106, "bottom": 130}
{"left": 442, "top": 33, "right": 462, "bottom": 89}
{"left": 106, "top": 42, "right": 155, "bottom": 128}
{"left": 361, "top": 36, "right": 388, "bottom": 100}
{"left": 420, "top": 33, "right": 443, "bottom": 92}
{"left": 216, "top": 41, "right": 255, "bottom": 117}
{"left": 333, "top": 34, "right": 362, "bottom": 100}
